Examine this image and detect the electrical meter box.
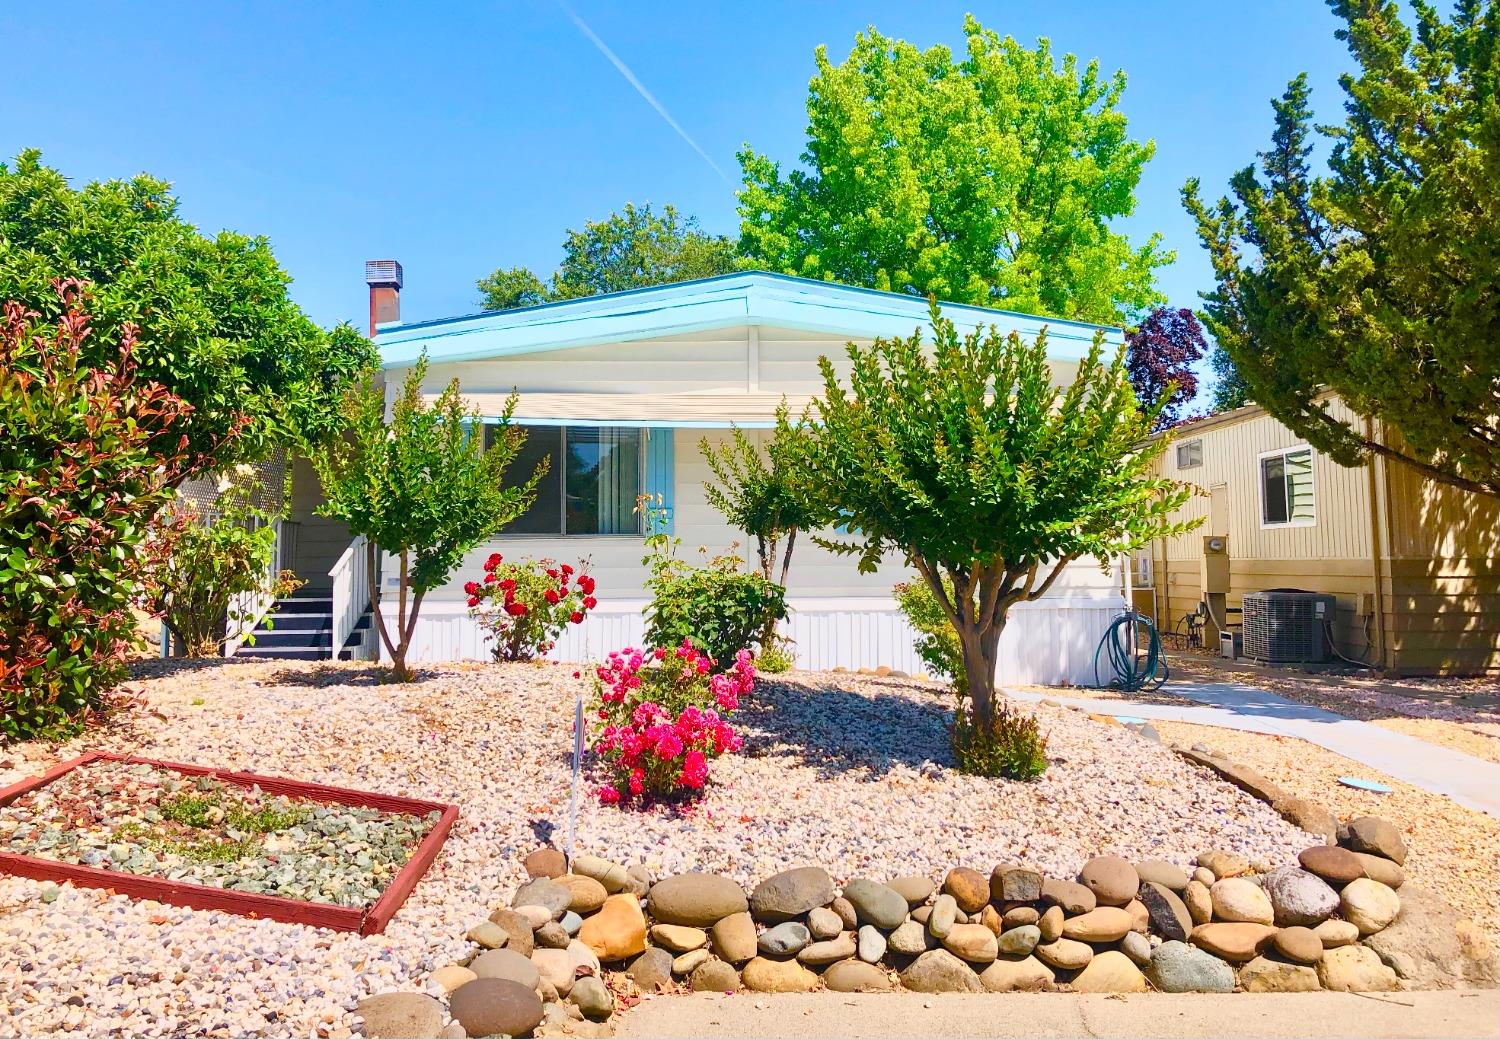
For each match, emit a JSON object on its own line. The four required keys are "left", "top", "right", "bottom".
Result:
{"left": 1201, "top": 535, "right": 1230, "bottom": 595}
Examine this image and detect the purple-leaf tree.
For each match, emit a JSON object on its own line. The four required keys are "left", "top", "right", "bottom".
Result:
{"left": 1125, "top": 307, "right": 1208, "bottom": 430}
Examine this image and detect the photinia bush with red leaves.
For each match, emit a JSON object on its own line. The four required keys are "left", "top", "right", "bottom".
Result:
{"left": 589, "top": 639, "right": 755, "bottom": 804}
{"left": 466, "top": 553, "right": 595, "bottom": 661}
{"left": 1, "top": 281, "right": 230, "bottom": 740}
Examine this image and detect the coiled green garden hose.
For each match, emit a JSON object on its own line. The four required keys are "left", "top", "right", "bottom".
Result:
{"left": 1092, "top": 610, "right": 1169, "bottom": 692}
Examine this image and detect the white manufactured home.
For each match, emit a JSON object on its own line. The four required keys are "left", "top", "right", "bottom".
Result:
{"left": 258, "top": 267, "right": 1132, "bottom": 686}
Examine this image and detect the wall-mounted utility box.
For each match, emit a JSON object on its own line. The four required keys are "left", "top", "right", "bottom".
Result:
{"left": 1201, "top": 535, "right": 1231, "bottom": 595}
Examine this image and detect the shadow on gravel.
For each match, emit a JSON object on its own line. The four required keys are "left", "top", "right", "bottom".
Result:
{"left": 126, "top": 657, "right": 268, "bottom": 680}
{"left": 266, "top": 663, "right": 395, "bottom": 688}
{"left": 742, "top": 677, "right": 959, "bottom": 779}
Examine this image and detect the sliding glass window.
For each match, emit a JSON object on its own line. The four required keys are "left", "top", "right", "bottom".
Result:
{"left": 488, "top": 425, "right": 644, "bottom": 535}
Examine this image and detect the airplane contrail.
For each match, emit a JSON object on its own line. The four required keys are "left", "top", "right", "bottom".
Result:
{"left": 557, "top": 1, "right": 731, "bottom": 186}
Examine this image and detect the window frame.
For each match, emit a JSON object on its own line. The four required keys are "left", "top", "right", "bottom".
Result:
{"left": 1176, "top": 438, "right": 1203, "bottom": 470}
{"left": 1256, "top": 444, "right": 1316, "bottom": 529}
{"left": 488, "top": 422, "right": 649, "bottom": 538}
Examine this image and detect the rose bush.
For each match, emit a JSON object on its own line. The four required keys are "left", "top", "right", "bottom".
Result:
{"left": 590, "top": 639, "right": 755, "bottom": 803}
{"left": 466, "top": 553, "right": 595, "bottom": 661}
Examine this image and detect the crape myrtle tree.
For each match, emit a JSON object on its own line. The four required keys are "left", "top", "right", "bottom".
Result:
{"left": 1183, "top": 0, "right": 1500, "bottom": 498}
{"left": 738, "top": 15, "right": 1170, "bottom": 326}
{"left": 312, "top": 358, "right": 543, "bottom": 682}
{"left": 478, "top": 203, "right": 740, "bottom": 311}
{"left": 785, "top": 303, "right": 1197, "bottom": 762}
{"left": 1125, "top": 306, "right": 1208, "bottom": 429}
{"left": 0, "top": 151, "right": 374, "bottom": 463}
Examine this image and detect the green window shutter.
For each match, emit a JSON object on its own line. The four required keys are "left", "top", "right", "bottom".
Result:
{"left": 1286, "top": 448, "right": 1315, "bottom": 522}
{"left": 645, "top": 428, "right": 675, "bottom": 533}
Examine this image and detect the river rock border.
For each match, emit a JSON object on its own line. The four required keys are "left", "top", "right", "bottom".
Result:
{"left": 351, "top": 814, "right": 1474, "bottom": 1038}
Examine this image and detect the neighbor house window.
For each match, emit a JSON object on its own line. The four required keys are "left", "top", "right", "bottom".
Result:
{"left": 488, "top": 425, "right": 644, "bottom": 535}
{"left": 1259, "top": 446, "right": 1315, "bottom": 526}
{"left": 1176, "top": 438, "right": 1203, "bottom": 469}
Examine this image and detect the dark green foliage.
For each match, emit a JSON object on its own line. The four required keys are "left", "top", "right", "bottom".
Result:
{"left": 1183, "top": 0, "right": 1500, "bottom": 497}
{"left": 639, "top": 498, "right": 787, "bottom": 671}
{"left": 478, "top": 203, "right": 740, "bottom": 311}
{"left": 782, "top": 300, "right": 1197, "bottom": 762}
{"left": 952, "top": 701, "right": 1049, "bottom": 780}
{"left": 0, "top": 151, "right": 374, "bottom": 464}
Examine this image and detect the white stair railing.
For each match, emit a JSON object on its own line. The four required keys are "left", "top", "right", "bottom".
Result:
{"left": 330, "top": 535, "right": 370, "bottom": 659}
{"left": 225, "top": 518, "right": 281, "bottom": 656}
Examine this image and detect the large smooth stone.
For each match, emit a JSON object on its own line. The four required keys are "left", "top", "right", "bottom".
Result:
{"left": 649, "top": 873, "right": 748, "bottom": 927}
{"left": 1210, "top": 878, "right": 1274, "bottom": 925}
{"left": 672, "top": 949, "right": 710, "bottom": 975}
{"left": 1037, "top": 905, "right": 1064, "bottom": 941}
{"left": 1340, "top": 878, "right": 1400, "bottom": 935}
{"left": 531, "top": 948, "right": 577, "bottom": 997}
{"left": 1002, "top": 906, "right": 1039, "bottom": 929}
{"left": 1072, "top": 950, "right": 1148, "bottom": 993}
{"left": 1273, "top": 926, "right": 1324, "bottom": 965}
{"left": 1298, "top": 845, "right": 1364, "bottom": 886}
{"left": 798, "top": 934, "right": 857, "bottom": 967}
{"left": 1340, "top": 816, "right": 1408, "bottom": 865}
{"left": 1314, "top": 919, "right": 1360, "bottom": 948}
{"left": 628, "top": 947, "right": 673, "bottom": 991}
{"left": 858, "top": 925, "right": 887, "bottom": 963}
{"left": 980, "top": 955, "right": 1054, "bottom": 992}
{"left": 1146, "top": 940, "right": 1235, "bottom": 993}
{"left": 843, "top": 878, "right": 910, "bottom": 929}
{"left": 486, "top": 908, "right": 535, "bottom": 957}
{"left": 469, "top": 948, "right": 540, "bottom": 988}
{"left": 512, "top": 877, "right": 571, "bottom": 919}
{"left": 758, "top": 921, "right": 812, "bottom": 957}
{"left": 1240, "top": 954, "right": 1322, "bottom": 992}
{"left": 1352, "top": 851, "right": 1406, "bottom": 890}
{"left": 650, "top": 924, "right": 707, "bottom": 953}
{"left": 1041, "top": 877, "right": 1096, "bottom": 914}
{"left": 997, "top": 924, "right": 1041, "bottom": 957}
{"left": 1034, "top": 938, "right": 1093, "bottom": 971}
{"left": 1274, "top": 796, "right": 1338, "bottom": 845}
{"left": 1134, "top": 859, "right": 1190, "bottom": 891}
{"left": 569, "top": 975, "right": 614, "bottom": 1019}
{"left": 1361, "top": 885, "right": 1499, "bottom": 990}
{"left": 1139, "top": 881, "right": 1193, "bottom": 942}
{"left": 1197, "top": 850, "right": 1249, "bottom": 878}
{"left": 807, "top": 907, "right": 843, "bottom": 939}
{"left": 691, "top": 958, "right": 741, "bottom": 993}
{"left": 1318, "top": 944, "right": 1400, "bottom": 992}
{"left": 1078, "top": 856, "right": 1140, "bottom": 907}
{"left": 523, "top": 847, "right": 566, "bottom": 879}
{"left": 991, "top": 865, "right": 1043, "bottom": 903}
{"left": 899, "top": 949, "right": 983, "bottom": 993}
{"left": 577, "top": 893, "right": 647, "bottom": 961}
{"left": 555, "top": 873, "right": 608, "bottom": 914}
{"left": 1062, "top": 906, "right": 1133, "bottom": 943}
{"left": 1121, "top": 931, "right": 1152, "bottom": 968}
{"left": 830, "top": 896, "right": 858, "bottom": 930}
{"left": 928, "top": 893, "right": 958, "bottom": 939}
{"left": 1261, "top": 866, "right": 1339, "bottom": 927}
{"left": 428, "top": 965, "right": 476, "bottom": 995}
{"left": 941, "top": 923, "right": 998, "bottom": 964}
{"left": 825, "top": 959, "right": 895, "bottom": 992}
{"left": 750, "top": 866, "right": 836, "bottom": 923}
{"left": 572, "top": 853, "right": 628, "bottom": 893}
{"left": 889, "top": 875, "right": 936, "bottom": 907}
{"left": 355, "top": 993, "right": 443, "bottom": 1039}
{"left": 888, "top": 919, "right": 932, "bottom": 955}
{"left": 942, "top": 867, "right": 991, "bottom": 913}
{"left": 447, "top": 978, "right": 543, "bottom": 1039}
{"left": 466, "top": 921, "right": 509, "bottom": 950}
{"left": 711, "top": 911, "right": 758, "bottom": 964}
{"left": 1188, "top": 923, "right": 1278, "bottom": 963}
{"left": 1182, "top": 880, "right": 1213, "bottom": 925}
{"left": 742, "top": 956, "right": 818, "bottom": 992}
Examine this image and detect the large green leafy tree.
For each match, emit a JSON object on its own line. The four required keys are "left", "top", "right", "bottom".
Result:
{"left": 737, "top": 15, "right": 1170, "bottom": 325}
{"left": 785, "top": 303, "right": 1195, "bottom": 759}
{"left": 1183, "top": 0, "right": 1500, "bottom": 498}
{"left": 0, "top": 150, "right": 374, "bottom": 462}
{"left": 478, "top": 202, "right": 740, "bottom": 311}
{"left": 311, "top": 358, "right": 542, "bottom": 682}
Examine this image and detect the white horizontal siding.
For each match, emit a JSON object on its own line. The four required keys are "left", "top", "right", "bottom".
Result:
{"left": 381, "top": 594, "right": 1125, "bottom": 687}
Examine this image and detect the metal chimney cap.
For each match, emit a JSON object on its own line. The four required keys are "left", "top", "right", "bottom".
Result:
{"left": 365, "top": 259, "right": 403, "bottom": 289}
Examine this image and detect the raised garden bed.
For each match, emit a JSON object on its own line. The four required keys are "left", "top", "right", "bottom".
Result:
{"left": 0, "top": 751, "right": 456, "bottom": 934}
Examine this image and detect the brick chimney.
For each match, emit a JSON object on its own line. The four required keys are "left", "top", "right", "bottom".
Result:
{"left": 365, "top": 259, "right": 403, "bottom": 336}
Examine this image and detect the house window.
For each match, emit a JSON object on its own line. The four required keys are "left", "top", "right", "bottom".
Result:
{"left": 1176, "top": 438, "right": 1203, "bottom": 469}
{"left": 1259, "top": 446, "right": 1315, "bottom": 527}
{"left": 489, "top": 425, "right": 644, "bottom": 535}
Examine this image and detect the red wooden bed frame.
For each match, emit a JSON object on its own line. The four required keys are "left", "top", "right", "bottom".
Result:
{"left": 0, "top": 750, "right": 458, "bottom": 935}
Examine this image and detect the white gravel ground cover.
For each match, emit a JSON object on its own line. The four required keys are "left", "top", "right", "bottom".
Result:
{"left": 0, "top": 659, "right": 1316, "bottom": 1038}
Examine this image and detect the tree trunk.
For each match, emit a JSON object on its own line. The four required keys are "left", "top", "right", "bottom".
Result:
{"left": 368, "top": 546, "right": 413, "bottom": 682}
{"left": 957, "top": 618, "right": 1004, "bottom": 728}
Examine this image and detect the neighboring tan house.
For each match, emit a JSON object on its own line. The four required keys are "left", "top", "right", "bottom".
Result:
{"left": 236, "top": 265, "right": 1138, "bottom": 686}
{"left": 1138, "top": 399, "right": 1499, "bottom": 676}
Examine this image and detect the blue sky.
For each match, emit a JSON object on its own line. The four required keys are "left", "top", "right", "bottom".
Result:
{"left": 2, "top": 1, "right": 1350, "bottom": 340}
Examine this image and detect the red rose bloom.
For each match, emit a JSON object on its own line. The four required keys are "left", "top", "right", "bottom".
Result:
{"left": 570, "top": 611, "right": 584, "bottom": 624}
{"left": 583, "top": 596, "right": 597, "bottom": 610}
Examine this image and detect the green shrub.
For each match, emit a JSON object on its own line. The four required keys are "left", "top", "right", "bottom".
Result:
{"left": 893, "top": 580, "right": 966, "bottom": 696}
{"left": 638, "top": 496, "right": 786, "bottom": 670}
{"left": 754, "top": 639, "right": 795, "bottom": 674}
{"left": 1, "top": 284, "right": 219, "bottom": 742}
{"left": 952, "top": 700, "right": 1049, "bottom": 780}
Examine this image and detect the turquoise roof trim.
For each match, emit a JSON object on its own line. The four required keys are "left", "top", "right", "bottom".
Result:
{"left": 375, "top": 271, "right": 1121, "bottom": 369}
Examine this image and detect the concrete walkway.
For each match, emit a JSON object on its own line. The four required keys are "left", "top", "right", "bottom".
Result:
{"left": 1004, "top": 680, "right": 1500, "bottom": 818}
{"left": 617, "top": 990, "right": 1500, "bottom": 1039}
